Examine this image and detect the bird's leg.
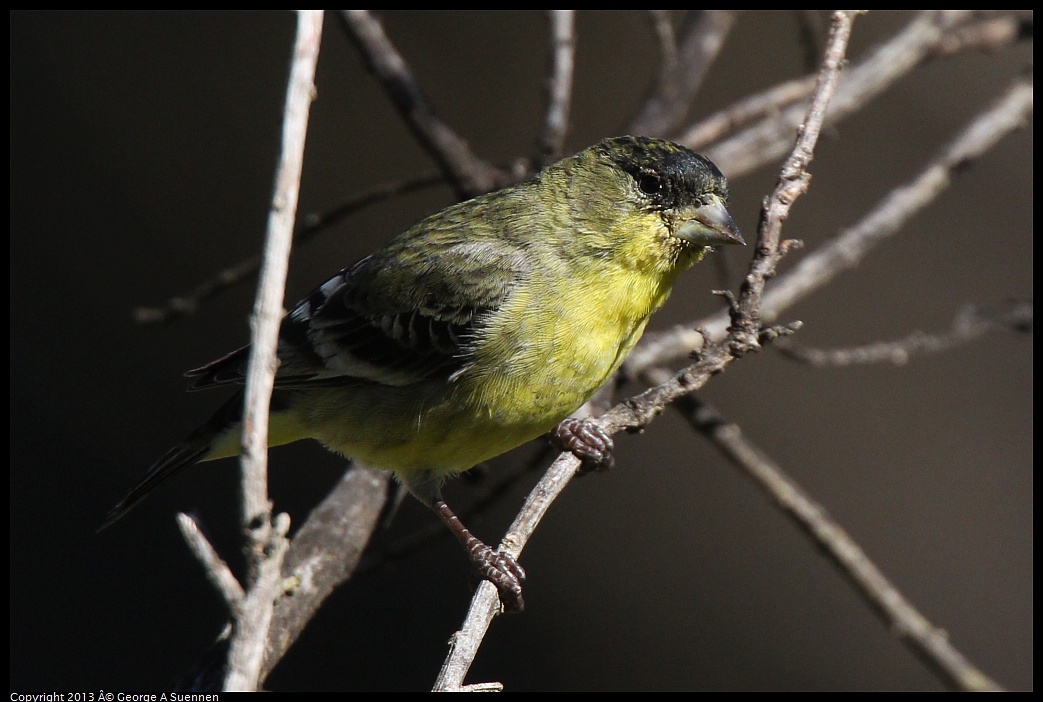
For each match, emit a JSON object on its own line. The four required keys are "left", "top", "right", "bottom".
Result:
{"left": 433, "top": 500, "right": 526, "bottom": 612}
{"left": 551, "top": 417, "right": 615, "bottom": 474}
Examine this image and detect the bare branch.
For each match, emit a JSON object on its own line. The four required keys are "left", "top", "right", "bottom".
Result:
{"left": 679, "top": 74, "right": 816, "bottom": 152}
{"left": 627, "top": 74, "right": 1034, "bottom": 375}
{"left": 223, "top": 11, "right": 323, "bottom": 692}
{"left": 224, "top": 516, "right": 290, "bottom": 692}
{"left": 339, "top": 10, "right": 504, "bottom": 198}
{"left": 700, "top": 11, "right": 973, "bottom": 179}
{"left": 134, "top": 173, "right": 446, "bottom": 325}
{"left": 776, "top": 301, "right": 1033, "bottom": 367}
{"left": 628, "top": 10, "right": 738, "bottom": 136}
{"left": 931, "top": 13, "right": 1033, "bottom": 56}
{"left": 434, "top": 447, "right": 582, "bottom": 691}
{"left": 678, "top": 12, "right": 1029, "bottom": 153}
{"left": 646, "top": 10, "right": 679, "bottom": 81}
{"left": 667, "top": 390, "right": 1005, "bottom": 692}
{"left": 728, "top": 10, "right": 859, "bottom": 353}
{"left": 539, "top": 10, "right": 576, "bottom": 165}
{"left": 176, "top": 512, "right": 245, "bottom": 610}
{"left": 260, "top": 465, "right": 389, "bottom": 681}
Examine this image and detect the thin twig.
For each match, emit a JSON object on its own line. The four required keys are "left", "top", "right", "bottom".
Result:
{"left": 628, "top": 10, "right": 738, "bottom": 136}
{"left": 539, "top": 10, "right": 576, "bottom": 166}
{"left": 626, "top": 74, "right": 1034, "bottom": 375}
{"left": 134, "top": 173, "right": 446, "bottom": 325}
{"left": 646, "top": 10, "right": 679, "bottom": 83}
{"left": 339, "top": 10, "right": 504, "bottom": 199}
{"left": 775, "top": 301, "right": 1033, "bottom": 366}
{"left": 677, "top": 12, "right": 1028, "bottom": 153}
{"left": 678, "top": 74, "right": 816, "bottom": 151}
{"left": 729, "top": 10, "right": 859, "bottom": 349}
{"left": 665, "top": 389, "right": 1005, "bottom": 692}
{"left": 176, "top": 512, "right": 245, "bottom": 609}
{"left": 223, "top": 11, "right": 323, "bottom": 692}
{"left": 931, "top": 13, "right": 1033, "bottom": 56}
{"left": 433, "top": 11, "right": 859, "bottom": 691}
{"left": 700, "top": 11, "right": 973, "bottom": 179}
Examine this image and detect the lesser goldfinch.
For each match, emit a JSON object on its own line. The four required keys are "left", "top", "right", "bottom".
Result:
{"left": 102, "top": 135, "right": 743, "bottom": 610}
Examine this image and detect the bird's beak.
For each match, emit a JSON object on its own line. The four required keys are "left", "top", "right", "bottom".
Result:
{"left": 675, "top": 195, "right": 745, "bottom": 247}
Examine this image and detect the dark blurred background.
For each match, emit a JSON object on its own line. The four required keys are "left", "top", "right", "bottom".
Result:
{"left": 10, "top": 11, "right": 1032, "bottom": 691}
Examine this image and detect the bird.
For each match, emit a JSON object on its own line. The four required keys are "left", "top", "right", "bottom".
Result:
{"left": 101, "top": 135, "right": 744, "bottom": 611}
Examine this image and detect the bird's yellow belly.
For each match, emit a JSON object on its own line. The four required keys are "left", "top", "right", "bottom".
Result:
{"left": 286, "top": 310, "right": 648, "bottom": 482}
{"left": 285, "top": 380, "right": 567, "bottom": 479}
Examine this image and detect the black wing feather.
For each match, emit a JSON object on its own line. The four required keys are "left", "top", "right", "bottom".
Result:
{"left": 186, "top": 238, "right": 521, "bottom": 391}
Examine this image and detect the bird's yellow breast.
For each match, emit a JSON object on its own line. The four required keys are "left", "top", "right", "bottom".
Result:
{"left": 455, "top": 259, "right": 672, "bottom": 440}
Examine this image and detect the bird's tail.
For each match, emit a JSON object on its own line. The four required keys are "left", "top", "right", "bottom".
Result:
{"left": 98, "top": 391, "right": 244, "bottom": 531}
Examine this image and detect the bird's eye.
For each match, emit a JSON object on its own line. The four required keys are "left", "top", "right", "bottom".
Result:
{"left": 637, "top": 173, "right": 664, "bottom": 196}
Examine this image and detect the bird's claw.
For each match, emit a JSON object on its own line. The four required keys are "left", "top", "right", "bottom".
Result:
{"left": 552, "top": 417, "right": 615, "bottom": 474}
{"left": 470, "top": 543, "right": 526, "bottom": 612}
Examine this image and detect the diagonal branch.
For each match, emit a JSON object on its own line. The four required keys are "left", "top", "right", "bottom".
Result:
{"left": 628, "top": 10, "right": 738, "bottom": 137}
{"left": 678, "top": 11, "right": 1029, "bottom": 156}
{"left": 728, "top": 9, "right": 858, "bottom": 343}
{"left": 176, "top": 512, "right": 245, "bottom": 610}
{"left": 260, "top": 465, "right": 390, "bottom": 681}
{"left": 161, "top": 10, "right": 1030, "bottom": 692}
{"left": 339, "top": 10, "right": 505, "bottom": 199}
{"left": 699, "top": 10, "right": 973, "bottom": 179}
{"left": 680, "top": 73, "right": 817, "bottom": 152}
{"left": 134, "top": 172, "right": 446, "bottom": 325}
{"left": 665, "top": 389, "right": 1005, "bottom": 692}
{"left": 646, "top": 10, "right": 679, "bottom": 82}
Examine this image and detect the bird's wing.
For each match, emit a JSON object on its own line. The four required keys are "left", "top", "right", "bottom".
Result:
{"left": 186, "top": 237, "right": 523, "bottom": 391}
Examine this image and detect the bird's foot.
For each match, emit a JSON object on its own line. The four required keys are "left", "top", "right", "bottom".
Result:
{"left": 551, "top": 417, "right": 615, "bottom": 474}
{"left": 434, "top": 499, "right": 526, "bottom": 612}
{"left": 468, "top": 542, "right": 527, "bottom": 613}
